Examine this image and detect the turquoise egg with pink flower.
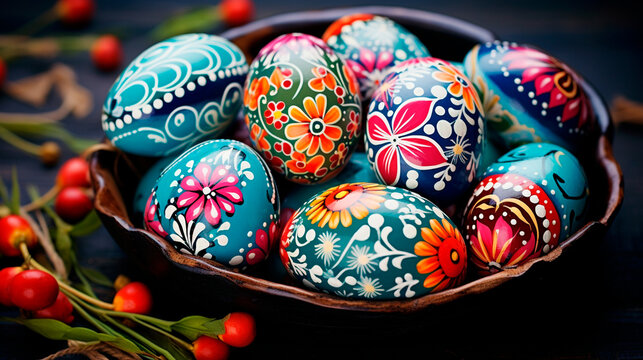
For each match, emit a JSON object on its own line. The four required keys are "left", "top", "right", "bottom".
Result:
{"left": 463, "top": 41, "right": 599, "bottom": 154}
{"left": 323, "top": 14, "right": 431, "bottom": 102}
{"left": 365, "top": 57, "right": 485, "bottom": 207}
{"left": 143, "top": 139, "right": 280, "bottom": 270}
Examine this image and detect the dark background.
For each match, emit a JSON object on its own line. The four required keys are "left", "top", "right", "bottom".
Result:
{"left": 1, "top": 1, "right": 642, "bottom": 359}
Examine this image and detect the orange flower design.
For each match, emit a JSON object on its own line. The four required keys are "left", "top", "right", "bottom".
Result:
{"left": 270, "top": 67, "right": 293, "bottom": 90}
{"left": 308, "top": 66, "right": 337, "bottom": 92}
{"left": 415, "top": 218, "right": 467, "bottom": 293}
{"left": 250, "top": 123, "right": 270, "bottom": 151}
{"left": 343, "top": 64, "right": 360, "bottom": 97}
{"left": 305, "top": 183, "right": 386, "bottom": 229}
{"left": 245, "top": 76, "right": 270, "bottom": 111}
{"left": 285, "top": 94, "right": 343, "bottom": 156}
{"left": 432, "top": 63, "right": 482, "bottom": 113}
{"left": 285, "top": 152, "right": 327, "bottom": 177}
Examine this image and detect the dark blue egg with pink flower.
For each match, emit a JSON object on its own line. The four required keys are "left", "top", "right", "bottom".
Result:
{"left": 143, "top": 139, "right": 280, "bottom": 270}
{"left": 365, "top": 57, "right": 485, "bottom": 206}
{"left": 463, "top": 41, "right": 598, "bottom": 154}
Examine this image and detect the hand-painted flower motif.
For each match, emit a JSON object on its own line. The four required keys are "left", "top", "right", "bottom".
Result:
{"left": 264, "top": 101, "right": 288, "bottom": 130}
{"left": 414, "top": 218, "right": 467, "bottom": 292}
{"left": 144, "top": 193, "right": 167, "bottom": 238}
{"left": 285, "top": 94, "right": 343, "bottom": 156}
{"left": 305, "top": 182, "right": 386, "bottom": 229}
{"left": 249, "top": 123, "right": 270, "bottom": 151}
{"left": 309, "top": 66, "right": 337, "bottom": 92}
{"left": 367, "top": 98, "right": 447, "bottom": 185}
{"left": 285, "top": 152, "right": 327, "bottom": 179}
{"left": 470, "top": 217, "right": 536, "bottom": 270}
{"left": 329, "top": 143, "right": 348, "bottom": 169}
{"left": 244, "top": 77, "right": 270, "bottom": 111}
{"left": 270, "top": 67, "right": 293, "bottom": 90}
{"left": 346, "top": 48, "right": 394, "bottom": 98}
{"left": 246, "top": 229, "right": 270, "bottom": 265}
{"left": 432, "top": 62, "right": 482, "bottom": 113}
{"left": 502, "top": 46, "right": 589, "bottom": 126}
{"left": 346, "top": 110, "right": 360, "bottom": 139}
{"left": 176, "top": 163, "right": 243, "bottom": 227}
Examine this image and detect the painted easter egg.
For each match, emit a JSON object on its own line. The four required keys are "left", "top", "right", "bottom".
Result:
{"left": 463, "top": 40, "right": 598, "bottom": 154}
{"left": 280, "top": 182, "right": 467, "bottom": 300}
{"left": 281, "top": 152, "right": 379, "bottom": 211}
{"left": 243, "top": 33, "right": 362, "bottom": 185}
{"left": 102, "top": 33, "right": 248, "bottom": 157}
{"left": 132, "top": 155, "right": 177, "bottom": 226}
{"left": 462, "top": 142, "right": 589, "bottom": 274}
{"left": 323, "top": 14, "right": 431, "bottom": 101}
{"left": 144, "top": 139, "right": 280, "bottom": 269}
{"left": 365, "top": 57, "right": 485, "bottom": 206}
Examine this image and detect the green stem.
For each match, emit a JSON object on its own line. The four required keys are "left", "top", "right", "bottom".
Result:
{"left": 0, "top": 126, "right": 41, "bottom": 156}
{"left": 130, "top": 317, "right": 194, "bottom": 352}
{"left": 67, "top": 295, "right": 120, "bottom": 337}
{"left": 101, "top": 315, "right": 176, "bottom": 360}
{"left": 14, "top": 7, "right": 58, "bottom": 36}
{"left": 99, "top": 310, "right": 174, "bottom": 331}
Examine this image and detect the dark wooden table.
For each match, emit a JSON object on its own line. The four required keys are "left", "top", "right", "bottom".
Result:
{"left": 1, "top": 1, "right": 642, "bottom": 359}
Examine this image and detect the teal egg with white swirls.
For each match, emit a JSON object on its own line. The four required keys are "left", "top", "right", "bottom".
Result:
{"left": 101, "top": 33, "right": 248, "bottom": 157}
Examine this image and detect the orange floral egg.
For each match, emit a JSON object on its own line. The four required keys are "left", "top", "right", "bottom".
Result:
{"left": 243, "top": 33, "right": 362, "bottom": 184}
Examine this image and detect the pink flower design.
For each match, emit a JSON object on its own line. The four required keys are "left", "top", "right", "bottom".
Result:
{"left": 502, "top": 46, "right": 591, "bottom": 127}
{"left": 346, "top": 48, "right": 394, "bottom": 97}
{"left": 246, "top": 229, "right": 271, "bottom": 266}
{"left": 367, "top": 98, "right": 447, "bottom": 185}
{"left": 144, "top": 194, "right": 168, "bottom": 238}
{"left": 177, "top": 163, "right": 243, "bottom": 226}
{"left": 469, "top": 217, "right": 536, "bottom": 269}
{"left": 263, "top": 101, "right": 288, "bottom": 130}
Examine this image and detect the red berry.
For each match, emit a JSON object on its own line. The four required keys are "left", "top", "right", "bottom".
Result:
{"left": 33, "top": 291, "right": 74, "bottom": 324}
{"left": 219, "top": 0, "right": 254, "bottom": 27}
{"left": 57, "top": 0, "right": 95, "bottom": 26}
{"left": 193, "top": 336, "right": 229, "bottom": 360}
{"left": 54, "top": 187, "right": 93, "bottom": 223}
{"left": 0, "top": 215, "right": 37, "bottom": 257}
{"left": 0, "top": 267, "right": 24, "bottom": 306}
{"left": 91, "top": 35, "right": 123, "bottom": 72}
{"left": 57, "top": 157, "right": 91, "bottom": 189}
{"left": 219, "top": 312, "right": 256, "bottom": 347}
{"left": 0, "top": 57, "right": 7, "bottom": 88}
{"left": 113, "top": 282, "right": 152, "bottom": 314}
{"left": 9, "top": 269, "right": 59, "bottom": 311}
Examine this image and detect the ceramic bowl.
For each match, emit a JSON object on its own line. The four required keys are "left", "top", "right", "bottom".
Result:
{"left": 90, "top": 6, "right": 623, "bottom": 321}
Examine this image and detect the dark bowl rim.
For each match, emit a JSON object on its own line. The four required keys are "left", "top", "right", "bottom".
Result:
{"left": 90, "top": 6, "right": 625, "bottom": 313}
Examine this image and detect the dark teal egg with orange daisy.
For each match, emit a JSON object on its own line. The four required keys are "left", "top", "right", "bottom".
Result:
{"left": 279, "top": 182, "right": 467, "bottom": 300}
{"left": 365, "top": 57, "right": 485, "bottom": 207}
{"left": 243, "top": 33, "right": 362, "bottom": 185}
{"left": 463, "top": 41, "right": 599, "bottom": 154}
{"left": 144, "top": 139, "right": 280, "bottom": 270}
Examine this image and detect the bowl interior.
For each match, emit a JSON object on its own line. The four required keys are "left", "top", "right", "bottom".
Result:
{"left": 90, "top": 6, "right": 623, "bottom": 321}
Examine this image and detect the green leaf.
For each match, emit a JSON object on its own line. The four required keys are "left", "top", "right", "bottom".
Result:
{"left": 150, "top": 6, "right": 220, "bottom": 41}
{"left": 0, "top": 177, "right": 9, "bottom": 206}
{"left": 137, "top": 326, "right": 193, "bottom": 360}
{"left": 170, "top": 315, "right": 225, "bottom": 341}
{"left": 69, "top": 210, "right": 102, "bottom": 237}
{"left": 55, "top": 226, "right": 74, "bottom": 274}
{"left": 0, "top": 317, "right": 142, "bottom": 354}
{"left": 79, "top": 265, "right": 113, "bottom": 288}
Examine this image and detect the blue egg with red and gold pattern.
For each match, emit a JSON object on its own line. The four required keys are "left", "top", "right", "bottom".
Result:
{"left": 463, "top": 41, "right": 598, "bottom": 154}
{"left": 144, "top": 139, "right": 280, "bottom": 270}
{"left": 365, "top": 57, "right": 485, "bottom": 206}
{"left": 462, "top": 142, "right": 589, "bottom": 274}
